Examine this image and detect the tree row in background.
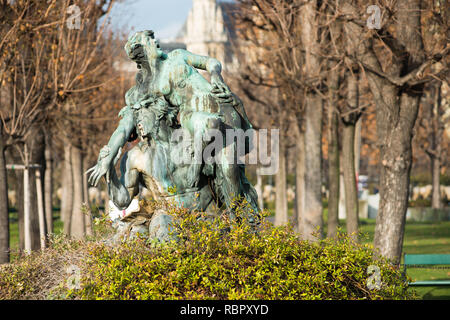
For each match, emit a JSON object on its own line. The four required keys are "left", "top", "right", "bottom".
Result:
{"left": 0, "top": 0, "right": 448, "bottom": 268}
{"left": 0, "top": 0, "right": 133, "bottom": 263}
{"left": 234, "top": 0, "right": 449, "bottom": 264}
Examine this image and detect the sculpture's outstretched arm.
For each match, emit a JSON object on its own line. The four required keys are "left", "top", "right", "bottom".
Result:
{"left": 182, "top": 50, "right": 230, "bottom": 93}
{"left": 86, "top": 107, "right": 135, "bottom": 187}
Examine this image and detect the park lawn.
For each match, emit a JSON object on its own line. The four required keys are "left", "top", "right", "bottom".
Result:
{"left": 359, "top": 219, "right": 450, "bottom": 300}
{"left": 8, "top": 207, "right": 450, "bottom": 300}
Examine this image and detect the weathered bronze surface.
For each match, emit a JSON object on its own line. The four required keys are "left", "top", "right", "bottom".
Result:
{"left": 87, "top": 30, "right": 259, "bottom": 240}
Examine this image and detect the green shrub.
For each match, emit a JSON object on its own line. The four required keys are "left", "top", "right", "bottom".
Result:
{"left": 0, "top": 201, "right": 415, "bottom": 300}
{"left": 75, "top": 203, "right": 413, "bottom": 300}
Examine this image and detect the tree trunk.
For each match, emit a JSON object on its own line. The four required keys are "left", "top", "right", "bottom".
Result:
{"left": 327, "top": 111, "right": 340, "bottom": 238}
{"left": 35, "top": 169, "right": 46, "bottom": 249}
{"left": 44, "top": 136, "right": 53, "bottom": 234}
{"left": 354, "top": 118, "right": 362, "bottom": 176}
{"left": 70, "top": 144, "right": 85, "bottom": 239}
{"left": 372, "top": 0, "right": 425, "bottom": 264}
{"left": 12, "top": 150, "right": 44, "bottom": 253}
{"left": 274, "top": 132, "right": 288, "bottom": 226}
{"left": 82, "top": 153, "right": 89, "bottom": 208}
{"left": 24, "top": 163, "right": 31, "bottom": 253}
{"left": 30, "top": 143, "right": 45, "bottom": 251}
{"left": 431, "top": 155, "right": 441, "bottom": 209}
{"left": 342, "top": 0, "right": 425, "bottom": 264}
{"left": 299, "top": 0, "right": 323, "bottom": 240}
{"left": 430, "top": 83, "right": 442, "bottom": 210}
{"left": 16, "top": 128, "right": 46, "bottom": 252}
{"left": 9, "top": 142, "right": 40, "bottom": 252}
{"left": 295, "top": 127, "right": 305, "bottom": 235}
{"left": 61, "top": 142, "right": 73, "bottom": 235}
{"left": 0, "top": 125, "right": 10, "bottom": 263}
{"left": 327, "top": 68, "right": 340, "bottom": 239}
{"left": 326, "top": 0, "right": 342, "bottom": 239}
{"left": 373, "top": 93, "right": 419, "bottom": 264}
{"left": 342, "top": 73, "right": 359, "bottom": 242}
{"left": 342, "top": 123, "right": 359, "bottom": 241}
{"left": 302, "top": 95, "right": 323, "bottom": 240}
{"left": 12, "top": 167, "right": 25, "bottom": 250}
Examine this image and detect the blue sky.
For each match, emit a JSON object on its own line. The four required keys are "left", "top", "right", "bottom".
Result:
{"left": 108, "top": 0, "right": 234, "bottom": 41}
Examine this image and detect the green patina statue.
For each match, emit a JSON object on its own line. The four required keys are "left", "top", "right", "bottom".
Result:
{"left": 87, "top": 30, "right": 259, "bottom": 241}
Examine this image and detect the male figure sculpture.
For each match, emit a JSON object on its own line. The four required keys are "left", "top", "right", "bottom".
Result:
{"left": 88, "top": 30, "right": 259, "bottom": 228}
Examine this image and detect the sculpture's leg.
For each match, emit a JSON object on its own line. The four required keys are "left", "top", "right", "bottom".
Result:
{"left": 213, "top": 105, "right": 242, "bottom": 211}
{"left": 107, "top": 150, "right": 140, "bottom": 210}
{"left": 214, "top": 104, "right": 261, "bottom": 223}
{"left": 214, "top": 154, "right": 260, "bottom": 229}
{"left": 181, "top": 111, "right": 222, "bottom": 188}
{"left": 121, "top": 151, "right": 140, "bottom": 200}
{"left": 237, "top": 164, "right": 261, "bottom": 225}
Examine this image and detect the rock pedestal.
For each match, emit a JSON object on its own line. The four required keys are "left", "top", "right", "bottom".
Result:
{"left": 108, "top": 200, "right": 177, "bottom": 244}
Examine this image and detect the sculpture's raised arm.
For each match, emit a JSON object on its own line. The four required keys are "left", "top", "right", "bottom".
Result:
{"left": 181, "top": 50, "right": 230, "bottom": 93}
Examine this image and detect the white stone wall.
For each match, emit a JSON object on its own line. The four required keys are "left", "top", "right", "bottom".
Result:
{"left": 184, "top": 0, "right": 230, "bottom": 65}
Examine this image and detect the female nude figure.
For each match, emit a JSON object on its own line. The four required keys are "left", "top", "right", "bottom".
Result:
{"left": 88, "top": 30, "right": 258, "bottom": 215}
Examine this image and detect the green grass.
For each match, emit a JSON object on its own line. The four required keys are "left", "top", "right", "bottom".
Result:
{"left": 358, "top": 219, "right": 450, "bottom": 300}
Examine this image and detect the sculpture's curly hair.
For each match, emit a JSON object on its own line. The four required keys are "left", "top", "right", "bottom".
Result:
{"left": 151, "top": 97, "right": 179, "bottom": 128}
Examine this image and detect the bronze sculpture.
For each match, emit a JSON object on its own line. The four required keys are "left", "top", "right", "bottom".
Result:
{"left": 87, "top": 30, "right": 259, "bottom": 241}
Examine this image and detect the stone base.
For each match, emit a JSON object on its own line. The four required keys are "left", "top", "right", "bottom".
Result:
{"left": 110, "top": 209, "right": 177, "bottom": 244}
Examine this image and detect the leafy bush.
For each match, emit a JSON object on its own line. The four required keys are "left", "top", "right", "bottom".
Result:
{"left": 76, "top": 203, "right": 413, "bottom": 300}
{"left": 0, "top": 201, "right": 415, "bottom": 300}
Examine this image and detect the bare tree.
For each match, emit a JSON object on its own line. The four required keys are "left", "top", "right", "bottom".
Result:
{"left": 236, "top": 0, "right": 324, "bottom": 234}
{"left": 322, "top": 3, "right": 343, "bottom": 238}
{"left": 417, "top": 81, "right": 448, "bottom": 209}
{"left": 46, "top": 0, "right": 116, "bottom": 237}
{"left": 337, "top": 0, "right": 448, "bottom": 263}
{"left": 0, "top": 0, "right": 62, "bottom": 256}
{"left": 298, "top": 0, "right": 324, "bottom": 240}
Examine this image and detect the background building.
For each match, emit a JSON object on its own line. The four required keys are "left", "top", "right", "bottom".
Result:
{"left": 174, "top": 0, "right": 238, "bottom": 70}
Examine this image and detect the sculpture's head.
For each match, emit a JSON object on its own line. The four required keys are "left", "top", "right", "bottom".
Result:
{"left": 136, "top": 97, "right": 179, "bottom": 141}
{"left": 124, "top": 30, "right": 164, "bottom": 65}
{"left": 136, "top": 107, "right": 160, "bottom": 140}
